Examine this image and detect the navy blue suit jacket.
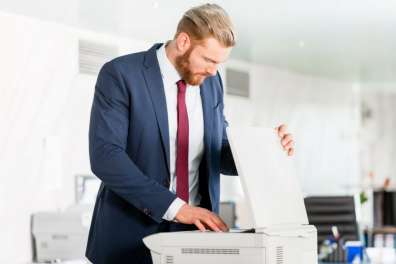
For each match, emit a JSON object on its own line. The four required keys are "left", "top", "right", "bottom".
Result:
{"left": 86, "top": 43, "right": 237, "bottom": 264}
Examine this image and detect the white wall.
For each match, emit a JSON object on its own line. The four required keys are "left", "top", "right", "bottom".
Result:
{"left": 0, "top": 12, "right": 149, "bottom": 263}
{"left": 0, "top": 13, "right": 77, "bottom": 263}
{"left": 360, "top": 89, "right": 396, "bottom": 189}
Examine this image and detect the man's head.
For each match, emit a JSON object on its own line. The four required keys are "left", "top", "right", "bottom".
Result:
{"left": 171, "top": 3, "right": 236, "bottom": 85}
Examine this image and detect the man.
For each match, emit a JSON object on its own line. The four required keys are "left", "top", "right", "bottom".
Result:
{"left": 86, "top": 3, "right": 294, "bottom": 264}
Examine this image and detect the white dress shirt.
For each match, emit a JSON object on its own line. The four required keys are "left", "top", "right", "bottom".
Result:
{"left": 156, "top": 43, "right": 205, "bottom": 221}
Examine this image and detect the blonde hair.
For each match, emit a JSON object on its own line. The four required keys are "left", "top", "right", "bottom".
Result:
{"left": 175, "top": 3, "right": 236, "bottom": 47}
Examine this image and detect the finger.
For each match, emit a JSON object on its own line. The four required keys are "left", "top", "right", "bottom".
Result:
{"left": 277, "top": 124, "right": 287, "bottom": 138}
{"left": 202, "top": 217, "right": 221, "bottom": 232}
{"left": 200, "top": 209, "right": 228, "bottom": 232}
{"left": 210, "top": 214, "right": 229, "bottom": 232}
{"left": 194, "top": 219, "right": 206, "bottom": 232}
{"left": 217, "top": 218, "right": 229, "bottom": 232}
{"left": 281, "top": 134, "right": 292, "bottom": 146}
{"left": 284, "top": 140, "right": 294, "bottom": 150}
{"left": 288, "top": 148, "right": 294, "bottom": 156}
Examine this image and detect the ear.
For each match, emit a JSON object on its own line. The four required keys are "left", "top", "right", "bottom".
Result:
{"left": 175, "top": 32, "right": 191, "bottom": 53}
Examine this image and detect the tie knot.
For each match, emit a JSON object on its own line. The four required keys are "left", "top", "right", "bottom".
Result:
{"left": 176, "top": 79, "right": 187, "bottom": 94}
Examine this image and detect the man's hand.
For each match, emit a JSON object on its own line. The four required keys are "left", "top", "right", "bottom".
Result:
{"left": 175, "top": 204, "right": 229, "bottom": 232}
{"left": 276, "top": 124, "right": 294, "bottom": 156}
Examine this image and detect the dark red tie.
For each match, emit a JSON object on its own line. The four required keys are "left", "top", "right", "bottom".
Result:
{"left": 176, "top": 80, "right": 189, "bottom": 203}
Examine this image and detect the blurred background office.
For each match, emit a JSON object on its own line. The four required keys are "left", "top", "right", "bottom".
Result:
{"left": 1, "top": 0, "right": 396, "bottom": 263}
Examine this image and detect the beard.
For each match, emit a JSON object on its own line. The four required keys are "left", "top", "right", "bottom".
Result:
{"left": 174, "top": 46, "right": 207, "bottom": 86}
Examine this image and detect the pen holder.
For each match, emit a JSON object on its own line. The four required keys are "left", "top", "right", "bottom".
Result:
{"left": 319, "top": 239, "right": 346, "bottom": 262}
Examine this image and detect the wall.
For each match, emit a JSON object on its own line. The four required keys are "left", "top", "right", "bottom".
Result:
{"left": 360, "top": 88, "right": 396, "bottom": 188}
{"left": 0, "top": 12, "right": 149, "bottom": 263}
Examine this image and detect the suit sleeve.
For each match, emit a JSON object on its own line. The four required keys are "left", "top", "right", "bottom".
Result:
{"left": 217, "top": 72, "right": 238, "bottom": 176}
{"left": 89, "top": 61, "right": 177, "bottom": 223}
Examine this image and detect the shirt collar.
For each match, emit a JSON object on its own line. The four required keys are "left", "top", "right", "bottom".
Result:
{"left": 156, "top": 42, "right": 181, "bottom": 85}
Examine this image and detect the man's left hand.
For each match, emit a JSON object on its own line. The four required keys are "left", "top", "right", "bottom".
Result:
{"left": 276, "top": 124, "right": 294, "bottom": 156}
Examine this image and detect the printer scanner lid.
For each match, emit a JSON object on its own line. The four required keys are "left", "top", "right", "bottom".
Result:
{"left": 227, "top": 126, "right": 309, "bottom": 228}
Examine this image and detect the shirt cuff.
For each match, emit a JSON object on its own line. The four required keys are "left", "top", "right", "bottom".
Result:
{"left": 162, "top": 197, "right": 186, "bottom": 221}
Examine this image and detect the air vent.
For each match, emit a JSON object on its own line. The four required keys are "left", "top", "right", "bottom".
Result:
{"left": 79, "top": 39, "right": 118, "bottom": 75}
{"left": 165, "top": 255, "right": 174, "bottom": 264}
{"left": 225, "top": 68, "right": 250, "bottom": 97}
{"left": 181, "top": 248, "right": 240, "bottom": 255}
{"left": 276, "top": 246, "right": 284, "bottom": 264}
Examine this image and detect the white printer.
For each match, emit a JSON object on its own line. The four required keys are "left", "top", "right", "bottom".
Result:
{"left": 31, "top": 204, "right": 93, "bottom": 262}
{"left": 143, "top": 127, "right": 318, "bottom": 264}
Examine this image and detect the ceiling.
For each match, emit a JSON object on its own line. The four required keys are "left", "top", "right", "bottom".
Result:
{"left": 1, "top": 0, "right": 396, "bottom": 82}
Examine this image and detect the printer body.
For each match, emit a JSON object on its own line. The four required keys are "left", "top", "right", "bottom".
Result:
{"left": 144, "top": 127, "right": 318, "bottom": 264}
{"left": 144, "top": 225, "right": 317, "bottom": 264}
{"left": 31, "top": 204, "right": 93, "bottom": 262}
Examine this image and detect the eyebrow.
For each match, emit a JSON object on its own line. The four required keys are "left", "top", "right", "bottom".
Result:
{"left": 204, "top": 56, "right": 220, "bottom": 64}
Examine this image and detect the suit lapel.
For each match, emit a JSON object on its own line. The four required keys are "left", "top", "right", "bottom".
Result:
{"left": 142, "top": 44, "right": 171, "bottom": 176}
{"left": 200, "top": 80, "right": 214, "bottom": 164}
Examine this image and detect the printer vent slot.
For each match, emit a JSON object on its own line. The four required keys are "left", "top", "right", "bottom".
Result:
{"left": 165, "top": 255, "right": 174, "bottom": 264}
{"left": 181, "top": 248, "right": 240, "bottom": 255}
{"left": 276, "top": 246, "right": 284, "bottom": 264}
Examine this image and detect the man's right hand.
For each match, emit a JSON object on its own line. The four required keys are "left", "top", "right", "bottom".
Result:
{"left": 175, "top": 204, "right": 229, "bottom": 232}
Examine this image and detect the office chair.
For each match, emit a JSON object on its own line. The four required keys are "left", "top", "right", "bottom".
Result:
{"left": 304, "top": 196, "right": 359, "bottom": 245}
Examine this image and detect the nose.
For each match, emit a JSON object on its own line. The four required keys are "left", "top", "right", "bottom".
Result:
{"left": 206, "top": 65, "right": 218, "bottom": 76}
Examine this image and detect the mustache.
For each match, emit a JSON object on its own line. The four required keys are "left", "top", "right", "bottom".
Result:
{"left": 196, "top": 73, "right": 210, "bottom": 77}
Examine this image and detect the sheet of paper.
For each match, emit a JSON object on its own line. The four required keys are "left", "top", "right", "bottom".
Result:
{"left": 227, "top": 126, "right": 308, "bottom": 227}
